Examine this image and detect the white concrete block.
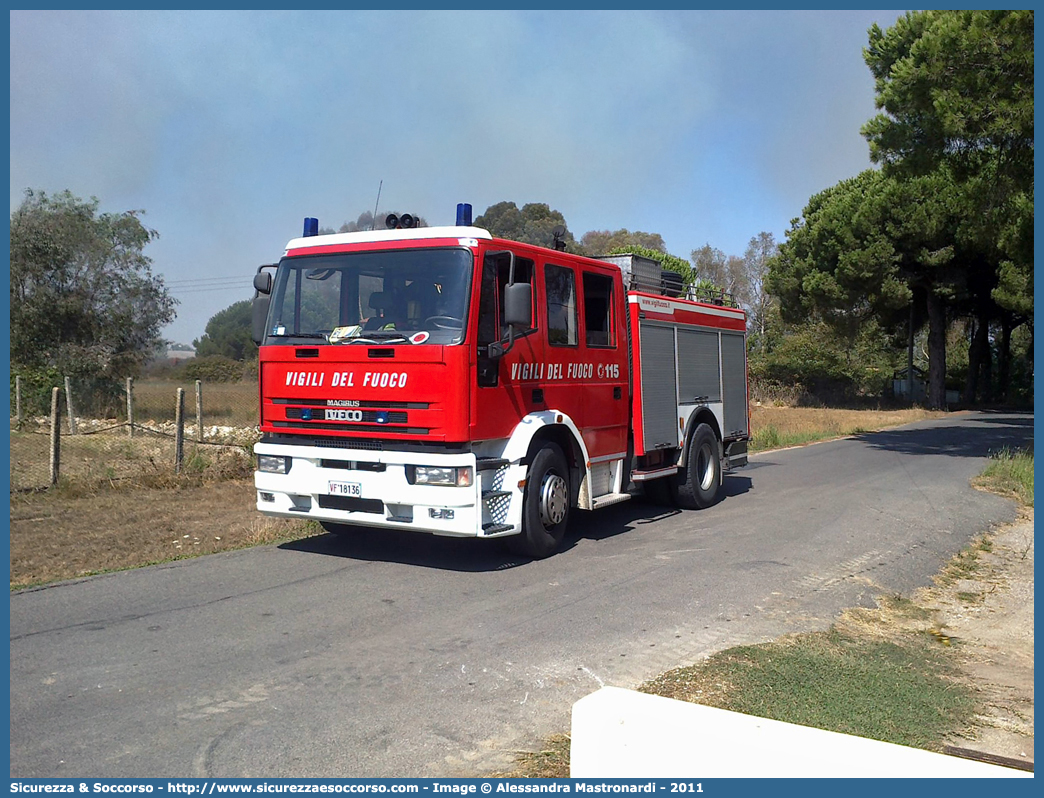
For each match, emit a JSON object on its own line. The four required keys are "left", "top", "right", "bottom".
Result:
{"left": 570, "top": 686, "right": 1031, "bottom": 778}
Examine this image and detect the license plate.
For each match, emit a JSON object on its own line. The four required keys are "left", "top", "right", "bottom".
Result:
{"left": 326, "top": 409, "right": 363, "bottom": 421}
{"left": 328, "top": 481, "right": 362, "bottom": 497}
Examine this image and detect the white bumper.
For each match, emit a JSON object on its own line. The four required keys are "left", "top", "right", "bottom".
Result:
{"left": 253, "top": 441, "right": 519, "bottom": 538}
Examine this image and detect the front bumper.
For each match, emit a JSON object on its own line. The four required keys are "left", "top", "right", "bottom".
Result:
{"left": 254, "top": 441, "right": 515, "bottom": 538}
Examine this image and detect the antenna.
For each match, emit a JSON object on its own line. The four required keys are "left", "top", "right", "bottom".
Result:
{"left": 371, "top": 180, "right": 383, "bottom": 230}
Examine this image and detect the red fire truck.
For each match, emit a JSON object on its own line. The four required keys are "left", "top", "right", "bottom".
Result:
{"left": 251, "top": 204, "right": 749, "bottom": 558}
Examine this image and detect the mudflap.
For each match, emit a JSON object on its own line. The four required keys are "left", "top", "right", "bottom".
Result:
{"left": 724, "top": 440, "right": 748, "bottom": 470}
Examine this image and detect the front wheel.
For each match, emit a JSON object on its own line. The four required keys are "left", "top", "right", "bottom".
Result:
{"left": 672, "top": 423, "right": 722, "bottom": 510}
{"left": 508, "top": 443, "right": 570, "bottom": 559}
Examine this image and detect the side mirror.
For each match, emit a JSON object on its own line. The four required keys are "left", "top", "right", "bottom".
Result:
{"left": 253, "top": 271, "right": 273, "bottom": 295}
{"left": 251, "top": 296, "right": 271, "bottom": 345}
{"left": 503, "top": 283, "right": 532, "bottom": 329}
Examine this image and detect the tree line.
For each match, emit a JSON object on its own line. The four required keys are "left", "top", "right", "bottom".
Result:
{"left": 770, "top": 10, "right": 1032, "bottom": 408}
{"left": 10, "top": 11, "right": 1031, "bottom": 413}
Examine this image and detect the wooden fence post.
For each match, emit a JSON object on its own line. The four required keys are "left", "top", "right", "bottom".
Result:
{"left": 64, "top": 376, "right": 78, "bottom": 435}
{"left": 49, "top": 387, "right": 61, "bottom": 486}
{"left": 15, "top": 375, "right": 23, "bottom": 427}
{"left": 195, "top": 380, "right": 204, "bottom": 442}
{"left": 126, "top": 377, "right": 134, "bottom": 438}
{"left": 175, "top": 388, "right": 185, "bottom": 474}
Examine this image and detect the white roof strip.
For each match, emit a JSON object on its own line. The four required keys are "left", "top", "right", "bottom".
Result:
{"left": 286, "top": 225, "right": 493, "bottom": 252}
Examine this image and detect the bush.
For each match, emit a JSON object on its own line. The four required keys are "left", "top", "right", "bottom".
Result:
{"left": 11, "top": 365, "right": 126, "bottom": 419}
{"left": 177, "top": 355, "right": 244, "bottom": 383}
{"left": 240, "top": 357, "right": 259, "bottom": 382}
{"left": 750, "top": 319, "right": 898, "bottom": 405}
{"left": 11, "top": 364, "right": 63, "bottom": 418}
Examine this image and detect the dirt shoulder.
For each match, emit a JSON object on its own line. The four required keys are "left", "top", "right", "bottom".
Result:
{"left": 9, "top": 479, "right": 312, "bottom": 589}
{"left": 932, "top": 511, "right": 1034, "bottom": 763}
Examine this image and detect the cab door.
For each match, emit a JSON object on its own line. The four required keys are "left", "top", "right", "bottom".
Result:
{"left": 471, "top": 249, "right": 539, "bottom": 442}
{"left": 577, "top": 267, "right": 629, "bottom": 461}
{"left": 539, "top": 260, "right": 584, "bottom": 430}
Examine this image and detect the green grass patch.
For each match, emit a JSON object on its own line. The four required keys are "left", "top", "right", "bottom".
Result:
{"left": 935, "top": 547, "right": 984, "bottom": 587}
{"left": 641, "top": 629, "right": 976, "bottom": 751}
{"left": 750, "top": 424, "right": 828, "bottom": 451}
{"left": 975, "top": 448, "right": 1034, "bottom": 507}
{"left": 747, "top": 424, "right": 851, "bottom": 455}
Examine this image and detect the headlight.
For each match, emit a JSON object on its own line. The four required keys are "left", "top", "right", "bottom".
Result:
{"left": 257, "top": 455, "right": 291, "bottom": 474}
{"left": 407, "top": 465, "right": 473, "bottom": 487}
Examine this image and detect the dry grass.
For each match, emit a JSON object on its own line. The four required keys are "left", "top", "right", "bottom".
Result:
{"left": 749, "top": 405, "right": 945, "bottom": 452}
{"left": 492, "top": 735, "right": 572, "bottom": 779}
{"left": 133, "top": 379, "right": 257, "bottom": 426}
{"left": 9, "top": 479, "right": 314, "bottom": 590}
{"left": 9, "top": 427, "right": 255, "bottom": 492}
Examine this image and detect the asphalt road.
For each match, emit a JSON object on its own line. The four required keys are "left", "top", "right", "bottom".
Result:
{"left": 9, "top": 411, "right": 1032, "bottom": 778}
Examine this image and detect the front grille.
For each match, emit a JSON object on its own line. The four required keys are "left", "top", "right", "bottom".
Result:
{"left": 318, "top": 495, "right": 384, "bottom": 514}
{"left": 284, "top": 408, "right": 409, "bottom": 424}
{"left": 320, "top": 459, "right": 386, "bottom": 471}
{"left": 315, "top": 438, "right": 383, "bottom": 451}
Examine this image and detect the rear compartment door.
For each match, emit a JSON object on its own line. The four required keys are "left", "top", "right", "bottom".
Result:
{"left": 721, "top": 332, "right": 749, "bottom": 438}
{"left": 637, "top": 322, "right": 679, "bottom": 451}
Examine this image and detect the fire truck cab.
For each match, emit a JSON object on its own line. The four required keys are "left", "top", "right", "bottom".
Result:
{"left": 252, "top": 206, "right": 748, "bottom": 558}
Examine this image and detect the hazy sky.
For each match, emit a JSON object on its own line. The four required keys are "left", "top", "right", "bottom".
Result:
{"left": 10, "top": 9, "right": 904, "bottom": 344}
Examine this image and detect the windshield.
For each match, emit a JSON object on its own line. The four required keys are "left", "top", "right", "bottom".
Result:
{"left": 266, "top": 247, "right": 472, "bottom": 345}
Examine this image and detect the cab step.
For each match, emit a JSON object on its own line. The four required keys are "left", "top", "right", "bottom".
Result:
{"left": 590, "top": 492, "right": 633, "bottom": 510}
{"left": 482, "top": 522, "right": 514, "bottom": 535}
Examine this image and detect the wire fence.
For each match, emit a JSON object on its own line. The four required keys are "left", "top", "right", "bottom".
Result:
{"left": 10, "top": 378, "right": 259, "bottom": 492}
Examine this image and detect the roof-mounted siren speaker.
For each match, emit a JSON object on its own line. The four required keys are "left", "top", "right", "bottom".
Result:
{"left": 661, "top": 269, "right": 685, "bottom": 298}
{"left": 303, "top": 217, "right": 319, "bottom": 237}
{"left": 385, "top": 213, "right": 416, "bottom": 229}
{"left": 456, "top": 203, "right": 473, "bottom": 226}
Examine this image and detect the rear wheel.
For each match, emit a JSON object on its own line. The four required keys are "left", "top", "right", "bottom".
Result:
{"left": 508, "top": 443, "right": 570, "bottom": 559}
{"left": 672, "top": 423, "right": 722, "bottom": 510}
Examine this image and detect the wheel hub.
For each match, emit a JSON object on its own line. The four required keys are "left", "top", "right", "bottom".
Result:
{"left": 697, "top": 442, "right": 715, "bottom": 491}
{"left": 539, "top": 473, "right": 568, "bottom": 527}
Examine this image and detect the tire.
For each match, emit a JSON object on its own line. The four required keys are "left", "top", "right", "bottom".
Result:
{"left": 508, "top": 443, "right": 570, "bottom": 559}
{"left": 672, "top": 423, "right": 722, "bottom": 510}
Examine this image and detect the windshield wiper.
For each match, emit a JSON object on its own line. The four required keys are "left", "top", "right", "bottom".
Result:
{"left": 269, "top": 332, "right": 328, "bottom": 340}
